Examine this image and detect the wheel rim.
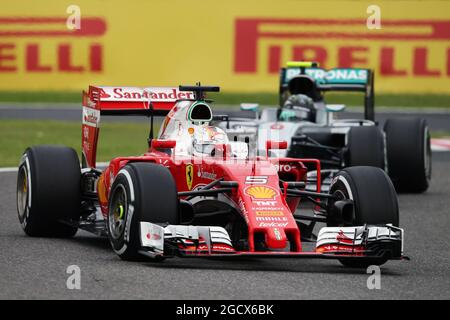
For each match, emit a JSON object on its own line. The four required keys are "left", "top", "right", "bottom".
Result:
{"left": 17, "top": 166, "right": 28, "bottom": 219}
{"left": 108, "top": 184, "right": 127, "bottom": 240}
{"left": 330, "top": 189, "right": 352, "bottom": 226}
{"left": 328, "top": 176, "right": 353, "bottom": 227}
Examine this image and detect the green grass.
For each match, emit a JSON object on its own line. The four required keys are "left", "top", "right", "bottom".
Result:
{"left": 0, "top": 119, "right": 156, "bottom": 167}
{"left": 430, "top": 131, "right": 450, "bottom": 139}
{"left": 0, "top": 91, "right": 82, "bottom": 104}
{"left": 1, "top": 91, "right": 450, "bottom": 108}
{"left": 0, "top": 119, "right": 448, "bottom": 167}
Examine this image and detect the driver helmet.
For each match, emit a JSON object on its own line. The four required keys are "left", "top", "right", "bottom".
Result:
{"left": 279, "top": 94, "right": 315, "bottom": 122}
{"left": 192, "top": 125, "right": 229, "bottom": 157}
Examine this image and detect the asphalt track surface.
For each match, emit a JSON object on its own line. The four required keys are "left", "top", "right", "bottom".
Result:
{"left": 1, "top": 104, "right": 450, "bottom": 131}
{"left": 0, "top": 153, "right": 449, "bottom": 300}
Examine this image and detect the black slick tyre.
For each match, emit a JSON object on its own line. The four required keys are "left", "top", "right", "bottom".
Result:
{"left": 17, "top": 145, "right": 81, "bottom": 237}
{"left": 107, "top": 162, "right": 179, "bottom": 261}
{"left": 328, "top": 166, "right": 399, "bottom": 268}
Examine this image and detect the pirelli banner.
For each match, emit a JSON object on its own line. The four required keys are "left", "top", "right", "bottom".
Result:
{"left": 1, "top": 0, "right": 450, "bottom": 93}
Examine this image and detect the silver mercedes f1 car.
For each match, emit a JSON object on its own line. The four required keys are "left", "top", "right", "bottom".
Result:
{"left": 213, "top": 61, "right": 431, "bottom": 193}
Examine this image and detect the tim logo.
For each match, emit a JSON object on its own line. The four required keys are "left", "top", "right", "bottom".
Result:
{"left": 0, "top": 17, "right": 107, "bottom": 73}
{"left": 234, "top": 18, "right": 450, "bottom": 77}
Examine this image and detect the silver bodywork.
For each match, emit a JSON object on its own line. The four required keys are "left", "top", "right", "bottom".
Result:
{"left": 214, "top": 105, "right": 378, "bottom": 191}
{"left": 216, "top": 105, "right": 376, "bottom": 157}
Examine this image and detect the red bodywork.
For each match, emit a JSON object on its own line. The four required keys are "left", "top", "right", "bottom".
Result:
{"left": 98, "top": 154, "right": 323, "bottom": 252}
{"left": 81, "top": 85, "right": 376, "bottom": 258}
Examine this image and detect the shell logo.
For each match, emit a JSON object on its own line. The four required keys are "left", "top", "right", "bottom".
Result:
{"left": 245, "top": 186, "right": 278, "bottom": 200}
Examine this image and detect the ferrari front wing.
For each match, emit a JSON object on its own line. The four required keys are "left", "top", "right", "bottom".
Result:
{"left": 138, "top": 222, "right": 405, "bottom": 261}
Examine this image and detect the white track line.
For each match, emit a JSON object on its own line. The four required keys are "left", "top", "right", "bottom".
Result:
{"left": 1, "top": 142, "right": 449, "bottom": 174}
{"left": 1, "top": 103, "right": 450, "bottom": 113}
{"left": 0, "top": 162, "right": 109, "bottom": 173}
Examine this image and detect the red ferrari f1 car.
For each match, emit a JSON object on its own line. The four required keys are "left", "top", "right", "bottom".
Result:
{"left": 17, "top": 84, "right": 406, "bottom": 267}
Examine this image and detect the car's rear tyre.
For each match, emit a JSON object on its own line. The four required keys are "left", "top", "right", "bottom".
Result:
{"left": 107, "top": 162, "right": 179, "bottom": 261}
{"left": 328, "top": 166, "right": 399, "bottom": 268}
{"left": 17, "top": 145, "right": 81, "bottom": 237}
{"left": 384, "top": 118, "right": 431, "bottom": 193}
{"left": 347, "top": 126, "right": 385, "bottom": 169}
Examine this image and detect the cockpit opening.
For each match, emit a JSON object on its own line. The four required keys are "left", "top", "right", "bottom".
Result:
{"left": 288, "top": 76, "right": 322, "bottom": 101}
{"left": 189, "top": 103, "right": 212, "bottom": 122}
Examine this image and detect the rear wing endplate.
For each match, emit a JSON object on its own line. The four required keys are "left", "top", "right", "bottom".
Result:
{"left": 81, "top": 86, "right": 194, "bottom": 168}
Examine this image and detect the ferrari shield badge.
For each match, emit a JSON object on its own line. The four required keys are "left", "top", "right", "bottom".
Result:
{"left": 186, "top": 164, "right": 194, "bottom": 190}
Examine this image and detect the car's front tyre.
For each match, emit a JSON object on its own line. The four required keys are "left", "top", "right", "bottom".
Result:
{"left": 328, "top": 166, "right": 399, "bottom": 268}
{"left": 107, "top": 162, "right": 179, "bottom": 261}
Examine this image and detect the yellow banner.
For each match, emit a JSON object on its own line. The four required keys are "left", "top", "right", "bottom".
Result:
{"left": 1, "top": 0, "right": 450, "bottom": 93}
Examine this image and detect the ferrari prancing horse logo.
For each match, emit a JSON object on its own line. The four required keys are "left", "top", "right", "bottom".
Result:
{"left": 186, "top": 164, "right": 194, "bottom": 190}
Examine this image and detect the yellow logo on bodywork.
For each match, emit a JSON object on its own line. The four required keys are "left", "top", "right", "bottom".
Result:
{"left": 245, "top": 186, "right": 278, "bottom": 200}
{"left": 186, "top": 164, "right": 194, "bottom": 190}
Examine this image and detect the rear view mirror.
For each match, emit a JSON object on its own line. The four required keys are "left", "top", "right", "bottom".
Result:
{"left": 240, "top": 103, "right": 259, "bottom": 112}
{"left": 151, "top": 139, "right": 176, "bottom": 149}
{"left": 326, "top": 104, "right": 346, "bottom": 112}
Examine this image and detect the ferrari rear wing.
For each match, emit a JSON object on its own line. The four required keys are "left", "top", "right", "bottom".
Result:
{"left": 81, "top": 85, "right": 194, "bottom": 168}
{"left": 279, "top": 64, "right": 375, "bottom": 121}
{"left": 83, "top": 86, "right": 195, "bottom": 116}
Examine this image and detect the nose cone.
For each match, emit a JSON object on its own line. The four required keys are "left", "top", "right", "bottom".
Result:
{"left": 265, "top": 227, "right": 287, "bottom": 250}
